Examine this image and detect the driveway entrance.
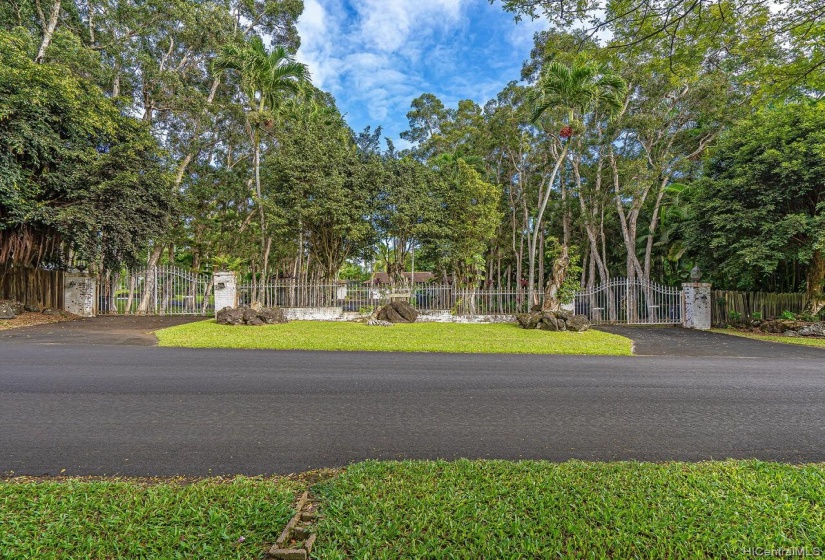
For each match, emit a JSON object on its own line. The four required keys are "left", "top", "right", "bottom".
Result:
{"left": 0, "top": 316, "right": 203, "bottom": 346}
{"left": 597, "top": 325, "right": 825, "bottom": 358}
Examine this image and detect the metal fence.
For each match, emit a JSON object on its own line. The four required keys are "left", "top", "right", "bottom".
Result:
{"left": 233, "top": 278, "right": 686, "bottom": 322}
{"left": 92, "top": 270, "right": 696, "bottom": 323}
{"left": 573, "top": 277, "right": 684, "bottom": 325}
{"left": 97, "top": 265, "right": 213, "bottom": 315}
{"left": 237, "top": 281, "right": 531, "bottom": 315}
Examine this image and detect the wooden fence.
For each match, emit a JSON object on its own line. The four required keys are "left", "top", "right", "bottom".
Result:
{"left": 0, "top": 265, "right": 63, "bottom": 310}
{"left": 711, "top": 290, "right": 806, "bottom": 325}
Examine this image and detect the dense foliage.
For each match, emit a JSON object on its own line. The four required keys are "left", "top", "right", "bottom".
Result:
{"left": 1, "top": 0, "right": 824, "bottom": 308}
{"left": 0, "top": 28, "right": 171, "bottom": 269}
{"left": 687, "top": 102, "right": 825, "bottom": 311}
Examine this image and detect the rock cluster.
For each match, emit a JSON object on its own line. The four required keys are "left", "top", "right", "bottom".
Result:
{"left": 0, "top": 299, "right": 60, "bottom": 319}
{"left": 516, "top": 308, "right": 591, "bottom": 332}
{"left": 799, "top": 322, "right": 825, "bottom": 337}
{"left": 759, "top": 320, "right": 825, "bottom": 338}
{"left": 0, "top": 299, "right": 24, "bottom": 319}
{"left": 216, "top": 305, "right": 287, "bottom": 326}
{"left": 375, "top": 300, "right": 418, "bottom": 323}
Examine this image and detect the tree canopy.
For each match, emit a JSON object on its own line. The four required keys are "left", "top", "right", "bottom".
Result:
{"left": 686, "top": 101, "right": 825, "bottom": 311}
{"left": 1, "top": 0, "right": 823, "bottom": 314}
{"left": 0, "top": 28, "right": 172, "bottom": 270}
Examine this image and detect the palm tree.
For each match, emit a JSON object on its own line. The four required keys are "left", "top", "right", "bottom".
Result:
{"left": 525, "top": 61, "right": 627, "bottom": 308}
{"left": 529, "top": 61, "right": 626, "bottom": 130}
{"left": 214, "top": 37, "right": 309, "bottom": 301}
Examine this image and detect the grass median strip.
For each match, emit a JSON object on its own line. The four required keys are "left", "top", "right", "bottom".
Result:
{"left": 311, "top": 459, "right": 825, "bottom": 559}
{"left": 0, "top": 477, "right": 299, "bottom": 560}
{"left": 155, "top": 320, "right": 632, "bottom": 355}
{"left": 712, "top": 328, "right": 825, "bottom": 349}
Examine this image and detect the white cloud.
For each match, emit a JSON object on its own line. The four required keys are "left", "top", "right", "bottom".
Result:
{"left": 296, "top": 0, "right": 532, "bottom": 141}
{"left": 296, "top": 0, "right": 347, "bottom": 89}
{"left": 507, "top": 14, "right": 547, "bottom": 50}
{"left": 354, "top": 0, "right": 466, "bottom": 52}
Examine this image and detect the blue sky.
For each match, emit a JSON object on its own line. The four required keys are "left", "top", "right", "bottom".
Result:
{"left": 295, "top": 0, "right": 546, "bottom": 149}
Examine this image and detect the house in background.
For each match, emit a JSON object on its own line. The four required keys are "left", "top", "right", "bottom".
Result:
{"left": 364, "top": 272, "right": 435, "bottom": 285}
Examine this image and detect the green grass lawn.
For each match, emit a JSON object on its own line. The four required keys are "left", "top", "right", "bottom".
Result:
{"left": 312, "top": 460, "right": 825, "bottom": 559}
{"left": 713, "top": 328, "right": 825, "bottom": 349}
{"left": 0, "top": 477, "right": 299, "bottom": 560}
{"left": 155, "top": 320, "right": 632, "bottom": 355}
{"left": 4, "top": 461, "right": 824, "bottom": 559}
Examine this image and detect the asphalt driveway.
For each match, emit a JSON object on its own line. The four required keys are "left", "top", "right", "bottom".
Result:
{"left": 0, "top": 315, "right": 203, "bottom": 346}
{"left": 1, "top": 319, "right": 823, "bottom": 476}
{"left": 597, "top": 325, "right": 825, "bottom": 358}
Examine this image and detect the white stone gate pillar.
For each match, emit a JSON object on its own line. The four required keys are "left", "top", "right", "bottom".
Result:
{"left": 213, "top": 271, "right": 237, "bottom": 311}
{"left": 682, "top": 282, "right": 712, "bottom": 330}
{"left": 64, "top": 273, "right": 96, "bottom": 317}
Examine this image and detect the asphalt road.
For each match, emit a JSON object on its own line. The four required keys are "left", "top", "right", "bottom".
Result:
{"left": 1, "top": 325, "right": 823, "bottom": 476}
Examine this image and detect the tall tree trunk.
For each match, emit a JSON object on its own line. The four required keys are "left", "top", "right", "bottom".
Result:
{"left": 805, "top": 249, "right": 825, "bottom": 315}
{"left": 643, "top": 176, "right": 669, "bottom": 281}
{"left": 257, "top": 236, "right": 272, "bottom": 305}
{"left": 538, "top": 235, "right": 545, "bottom": 305}
{"left": 35, "top": 0, "right": 61, "bottom": 63}
{"left": 542, "top": 245, "right": 570, "bottom": 312}
{"left": 86, "top": 0, "right": 95, "bottom": 44}
{"left": 610, "top": 149, "right": 645, "bottom": 282}
{"left": 561, "top": 166, "right": 570, "bottom": 246}
{"left": 527, "top": 143, "right": 568, "bottom": 307}
{"left": 573, "top": 156, "right": 609, "bottom": 288}
{"left": 587, "top": 245, "right": 596, "bottom": 289}
{"left": 251, "top": 133, "right": 268, "bottom": 304}
{"left": 137, "top": 244, "right": 164, "bottom": 314}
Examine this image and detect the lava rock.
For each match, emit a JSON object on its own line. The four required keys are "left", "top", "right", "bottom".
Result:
{"left": 0, "top": 301, "right": 17, "bottom": 319}
{"left": 376, "top": 300, "right": 419, "bottom": 323}
{"left": 541, "top": 311, "right": 568, "bottom": 330}
{"left": 242, "top": 307, "right": 260, "bottom": 324}
{"left": 258, "top": 307, "right": 287, "bottom": 324}
{"left": 216, "top": 307, "right": 245, "bottom": 325}
{"left": 566, "top": 314, "right": 592, "bottom": 332}
{"left": 216, "top": 305, "right": 287, "bottom": 326}
{"left": 539, "top": 316, "right": 563, "bottom": 331}
{"left": 798, "top": 322, "right": 825, "bottom": 337}
{"left": 5, "top": 300, "right": 24, "bottom": 315}
{"left": 516, "top": 308, "right": 590, "bottom": 332}
{"left": 516, "top": 312, "right": 541, "bottom": 329}
{"left": 760, "top": 320, "right": 798, "bottom": 334}
{"left": 554, "top": 309, "right": 573, "bottom": 321}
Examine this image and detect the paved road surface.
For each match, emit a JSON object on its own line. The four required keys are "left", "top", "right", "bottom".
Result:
{"left": 1, "top": 321, "right": 823, "bottom": 476}
{"left": 599, "top": 325, "right": 825, "bottom": 358}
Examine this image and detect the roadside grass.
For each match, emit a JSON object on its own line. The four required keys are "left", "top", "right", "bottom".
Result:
{"left": 712, "top": 328, "right": 825, "bottom": 349}
{"left": 0, "top": 477, "right": 299, "bottom": 560}
{"left": 155, "top": 320, "right": 632, "bottom": 355}
{"left": 312, "top": 459, "right": 825, "bottom": 559}
{"left": 4, "top": 461, "right": 824, "bottom": 558}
